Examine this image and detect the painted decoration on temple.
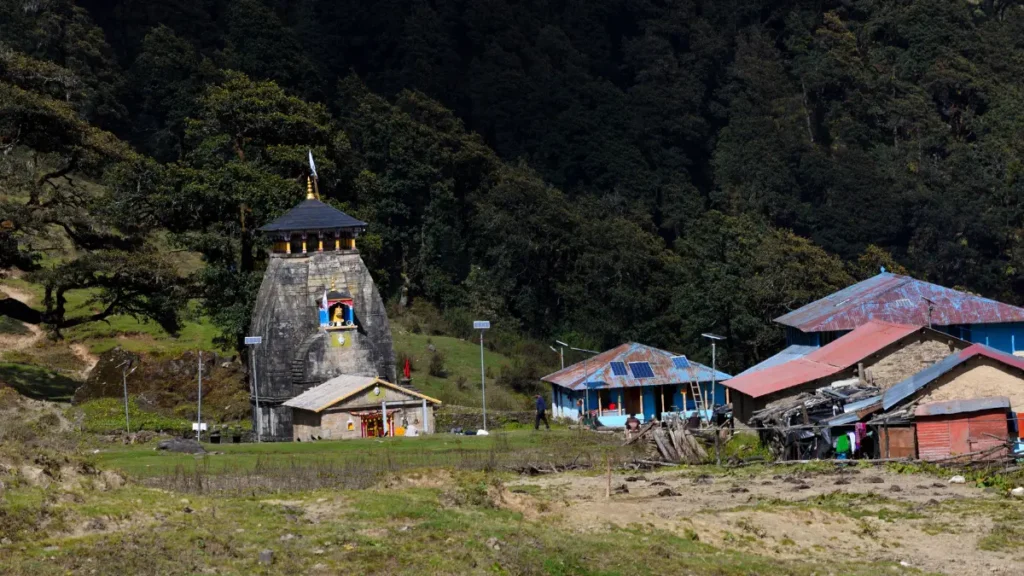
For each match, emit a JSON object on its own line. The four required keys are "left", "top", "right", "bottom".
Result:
{"left": 329, "top": 331, "right": 351, "bottom": 348}
{"left": 319, "top": 282, "right": 357, "bottom": 331}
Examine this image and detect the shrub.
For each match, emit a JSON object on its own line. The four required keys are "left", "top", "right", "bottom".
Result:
{"left": 0, "top": 316, "right": 29, "bottom": 336}
{"left": 77, "top": 398, "right": 191, "bottom": 434}
{"left": 428, "top": 351, "right": 447, "bottom": 378}
{"left": 495, "top": 357, "right": 545, "bottom": 395}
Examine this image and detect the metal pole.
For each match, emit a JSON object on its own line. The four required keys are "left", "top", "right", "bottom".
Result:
{"left": 197, "top": 351, "right": 203, "bottom": 441}
{"left": 584, "top": 355, "right": 588, "bottom": 415}
{"left": 251, "top": 346, "right": 261, "bottom": 443}
{"left": 480, "top": 330, "right": 487, "bottom": 431}
{"left": 711, "top": 341, "right": 716, "bottom": 411}
{"left": 122, "top": 366, "right": 130, "bottom": 434}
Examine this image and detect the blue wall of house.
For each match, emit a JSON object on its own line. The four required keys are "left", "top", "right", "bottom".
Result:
{"left": 641, "top": 387, "right": 656, "bottom": 420}
{"left": 789, "top": 322, "right": 1024, "bottom": 354}
{"left": 550, "top": 382, "right": 729, "bottom": 422}
{"left": 966, "top": 322, "right": 1024, "bottom": 353}
{"left": 786, "top": 327, "right": 851, "bottom": 346}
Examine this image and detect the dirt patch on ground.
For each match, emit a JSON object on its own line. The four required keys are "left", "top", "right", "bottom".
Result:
{"left": 380, "top": 469, "right": 455, "bottom": 490}
{"left": 0, "top": 284, "right": 44, "bottom": 354}
{"left": 508, "top": 465, "right": 1024, "bottom": 575}
{"left": 70, "top": 344, "right": 99, "bottom": 379}
{"left": 260, "top": 496, "right": 351, "bottom": 525}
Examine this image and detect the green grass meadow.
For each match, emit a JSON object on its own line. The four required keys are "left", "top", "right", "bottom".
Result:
{"left": 94, "top": 429, "right": 579, "bottom": 479}
{"left": 392, "top": 330, "right": 531, "bottom": 410}
{"left": 0, "top": 362, "right": 79, "bottom": 402}
{"left": 1, "top": 277, "right": 227, "bottom": 356}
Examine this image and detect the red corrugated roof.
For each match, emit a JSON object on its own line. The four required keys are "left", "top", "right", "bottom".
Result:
{"left": 725, "top": 321, "right": 924, "bottom": 398}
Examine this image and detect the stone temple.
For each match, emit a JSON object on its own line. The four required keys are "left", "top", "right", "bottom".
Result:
{"left": 249, "top": 182, "right": 395, "bottom": 440}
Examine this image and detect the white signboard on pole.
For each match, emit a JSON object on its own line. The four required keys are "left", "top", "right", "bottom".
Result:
{"left": 244, "top": 336, "right": 262, "bottom": 345}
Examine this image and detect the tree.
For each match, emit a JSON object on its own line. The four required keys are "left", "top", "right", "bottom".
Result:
{"left": 673, "top": 211, "right": 853, "bottom": 371}
{"left": 121, "top": 71, "right": 336, "bottom": 348}
{"left": 0, "top": 46, "right": 186, "bottom": 334}
{"left": 0, "top": 0, "right": 127, "bottom": 127}
{"left": 127, "top": 25, "right": 217, "bottom": 162}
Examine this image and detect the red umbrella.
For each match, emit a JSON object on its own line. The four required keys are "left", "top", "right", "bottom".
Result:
{"left": 403, "top": 357, "right": 411, "bottom": 379}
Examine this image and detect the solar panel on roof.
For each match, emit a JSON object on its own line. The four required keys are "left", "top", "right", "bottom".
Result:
{"left": 628, "top": 361, "right": 655, "bottom": 378}
{"left": 672, "top": 356, "right": 690, "bottom": 369}
{"left": 609, "top": 361, "right": 628, "bottom": 376}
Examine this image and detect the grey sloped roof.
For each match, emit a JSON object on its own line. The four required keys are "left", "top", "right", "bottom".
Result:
{"left": 914, "top": 396, "right": 1010, "bottom": 417}
{"left": 259, "top": 199, "right": 367, "bottom": 233}
{"left": 283, "top": 375, "right": 441, "bottom": 413}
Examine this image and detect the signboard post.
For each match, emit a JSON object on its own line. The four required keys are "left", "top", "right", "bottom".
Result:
{"left": 196, "top": 351, "right": 203, "bottom": 441}
{"left": 474, "top": 321, "right": 491, "bottom": 430}
{"left": 116, "top": 360, "right": 138, "bottom": 434}
{"left": 245, "top": 336, "right": 263, "bottom": 442}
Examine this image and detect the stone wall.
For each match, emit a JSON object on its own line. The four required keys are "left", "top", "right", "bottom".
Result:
{"left": 865, "top": 337, "right": 964, "bottom": 390}
{"left": 249, "top": 251, "right": 395, "bottom": 440}
{"left": 920, "top": 358, "right": 1024, "bottom": 408}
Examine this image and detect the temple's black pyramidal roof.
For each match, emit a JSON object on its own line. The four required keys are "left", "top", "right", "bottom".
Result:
{"left": 259, "top": 198, "right": 367, "bottom": 232}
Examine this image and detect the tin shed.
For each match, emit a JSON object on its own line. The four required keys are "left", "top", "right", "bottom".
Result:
{"left": 914, "top": 397, "right": 1010, "bottom": 461}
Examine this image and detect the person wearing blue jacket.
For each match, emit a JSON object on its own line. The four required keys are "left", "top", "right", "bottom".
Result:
{"left": 534, "top": 394, "right": 550, "bottom": 430}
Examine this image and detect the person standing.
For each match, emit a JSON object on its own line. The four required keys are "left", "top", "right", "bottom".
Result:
{"left": 535, "top": 394, "right": 550, "bottom": 430}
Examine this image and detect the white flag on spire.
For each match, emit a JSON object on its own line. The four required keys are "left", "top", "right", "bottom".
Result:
{"left": 308, "top": 150, "right": 318, "bottom": 179}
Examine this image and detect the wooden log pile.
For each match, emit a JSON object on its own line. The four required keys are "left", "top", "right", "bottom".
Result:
{"left": 750, "top": 381, "right": 880, "bottom": 460}
{"left": 750, "top": 383, "right": 879, "bottom": 430}
{"left": 624, "top": 420, "right": 708, "bottom": 464}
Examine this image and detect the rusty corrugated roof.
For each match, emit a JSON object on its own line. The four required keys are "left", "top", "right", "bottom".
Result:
{"left": 541, "top": 342, "right": 730, "bottom": 390}
{"left": 775, "top": 273, "right": 1024, "bottom": 333}
{"left": 725, "top": 321, "right": 934, "bottom": 398}
{"left": 735, "top": 345, "right": 818, "bottom": 377}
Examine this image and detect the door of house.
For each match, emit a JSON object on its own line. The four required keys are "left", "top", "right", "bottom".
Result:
{"left": 966, "top": 412, "right": 1008, "bottom": 456}
{"left": 623, "top": 388, "right": 641, "bottom": 417}
{"left": 363, "top": 414, "right": 384, "bottom": 438}
{"left": 659, "top": 386, "right": 677, "bottom": 415}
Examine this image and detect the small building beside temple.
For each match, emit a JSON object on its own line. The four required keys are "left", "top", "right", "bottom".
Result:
{"left": 284, "top": 375, "right": 441, "bottom": 441}
{"left": 249, "top": 181, "right": 396, "bottom": 440}
{"left": 541, "top": 342, "right": 731, "bottom": 426}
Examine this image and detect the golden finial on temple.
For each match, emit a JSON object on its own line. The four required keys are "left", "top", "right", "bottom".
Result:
{"left": 306, "top": 177, "right": 315, "bottom": 200}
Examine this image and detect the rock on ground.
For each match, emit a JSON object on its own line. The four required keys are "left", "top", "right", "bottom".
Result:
{"left": 156, "top": 438, "right": 206, "bottom": 454}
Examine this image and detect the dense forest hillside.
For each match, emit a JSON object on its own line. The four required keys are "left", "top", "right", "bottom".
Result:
{"left": 3, "top": 0, "right": 1024, "bottom": 373}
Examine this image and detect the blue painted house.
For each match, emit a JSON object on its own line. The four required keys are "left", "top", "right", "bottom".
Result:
{"left": 775, "top": 272, "right": 1024, "bottom": 355}
{"left": 540, "top": 342, "right": 731, "bottom": 426}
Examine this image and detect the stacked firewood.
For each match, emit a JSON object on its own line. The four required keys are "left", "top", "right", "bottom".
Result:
{"left": 624, "top": 420, "right": 708, "bottom": 464}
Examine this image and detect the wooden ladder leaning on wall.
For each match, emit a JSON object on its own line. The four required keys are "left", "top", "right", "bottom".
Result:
{"left": 688, "top": 379, "right": 710, "bottom": 428}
